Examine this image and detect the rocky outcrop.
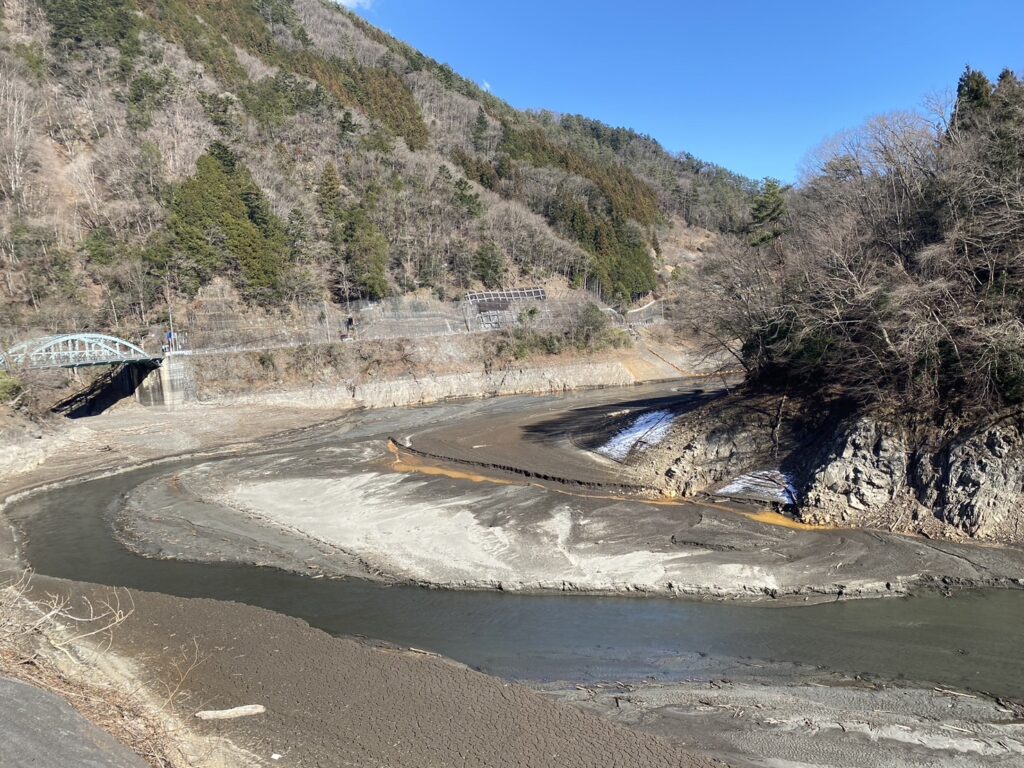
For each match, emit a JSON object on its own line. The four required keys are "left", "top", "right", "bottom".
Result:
{"left": 641, "top": 398, "right": 779, "bottom": 497}
{"left": 936, "top": 419, "right": 1024, "bottom": 538}
{"left": 662, "top": 423, "right": 771, "bottom": 496}
{"left": 642, "top": 393, "right": 1024, "bottom": 541}
{"left": 798, "top": 419, "right": 909, "bottom": 525}
{"left": 797, "top": 414, "right": 1024, "bottom": 540}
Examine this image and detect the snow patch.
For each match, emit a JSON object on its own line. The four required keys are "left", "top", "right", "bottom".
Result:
{"left": 595, "top": 409, "right": 677, "bottom": 462}
{"left": 717, "top": 470, "right": 798, "bottom": 505}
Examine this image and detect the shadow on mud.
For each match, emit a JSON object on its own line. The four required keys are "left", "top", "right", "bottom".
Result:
{"left": 522, "top": 388, "right": 722, "bottom": 452}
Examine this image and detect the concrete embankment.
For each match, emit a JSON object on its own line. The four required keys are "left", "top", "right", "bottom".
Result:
{"left": 0, "top": 334, "right": 707, "bottom": 483}
{"left": 217, "top": 359, "right": 638, "bottom": 409}
{"left": 133, "top": 334, "right": 724, "bottom": 410}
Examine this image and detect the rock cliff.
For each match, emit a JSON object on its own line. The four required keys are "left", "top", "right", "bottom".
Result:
{"left": 644, "top": 395, "right": 1024, "bottom": 542}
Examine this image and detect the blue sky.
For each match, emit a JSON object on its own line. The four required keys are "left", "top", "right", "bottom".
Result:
{"left": 342, "top": 0, "right": 1024, "bottom": 182}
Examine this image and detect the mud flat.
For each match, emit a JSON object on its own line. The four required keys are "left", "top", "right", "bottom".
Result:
{"left": 7, "top": 383, "right": 1024, "bottom": 767}
{"left": 539, "top": 672, "right": 1024, "bottom": 768}
{"left": 26, "top": 576, "right": 719, "bottom": 768}
{"left": 111, "top": 381, "right": 1024, "bottom": 600}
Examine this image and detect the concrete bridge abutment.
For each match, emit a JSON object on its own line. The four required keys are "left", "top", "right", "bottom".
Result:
{"left": 136, "top": 355, "right": 193, "bottom": 408}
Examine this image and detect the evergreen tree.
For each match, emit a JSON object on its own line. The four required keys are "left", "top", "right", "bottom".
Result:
{"left": 952, "top": 66, "right": 995, "bottom": 131}
{"left": 473, "top": 242, "right": 506, "bottom": 288}
{"left": 317, "top": 163, "right": 343, "bottom": 220}
{"left": 41, "top": 0, "right": 139, "bottom": 53}
{"left": 997, "top": 68, "right": 1020, "bottom": 88}
{"left": 434, "top": 164, "right": 453, "bottom": 188}
{"left": 453, "top": 177, "right": 483, "bottom": 217}
{"left": 169, "top": 145, "right": 288, "bottom": 301}
{"left": 286, "top": 208, "right": 308, "bottom": 259}
{"left": 748, "top": 178, "right": 789, "bottom": 247}
{"left": 331, "top": 207, "right": 389, "bottom": 300}
{"left": 471, "top": 106, "right": 490, "bottom": 152}
{"left": 338, "top": 110, "right": 357, "bottom": 142}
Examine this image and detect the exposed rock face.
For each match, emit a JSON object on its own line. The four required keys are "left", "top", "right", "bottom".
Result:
{"left": 663, "top": 423, "right": 771, "bottom": 496}
{"left": 797, "top": 414, "right": 1024, "bottom": 540}
{"left": 799, "top": 419, "right": 909, "bottom": 525}
{"left": 644, "top": 394, "right": 1024, "bottom": 542}
{"left": 937, "top": 419, "right": 1024, "bottom": 538}
{"left": 641, "top": 398, "right": 777, "bottom": 497}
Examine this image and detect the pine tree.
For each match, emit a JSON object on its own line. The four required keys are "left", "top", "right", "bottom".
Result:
{"left": 286, "top": 208, "right": 307, "bottom": 259}
{"left": 471, "top": 107, "right": 489, "bottom": 152}
{"left": 344, "top": 210, "right": 389, "bottom": 299}
{"left": 435, "top": 164, "right": 453, "bottom": 187}
{"left": 41, "top": 0, "right": 139, "bottom": 53}
{"left": 329, "top": 207, "right": 389, "bottom": 300}
{"left": 473, "top": 242, "right": 506, "bottom": 288}
{"left": 169, "top": 147, "right": 288, "bottom": 301}
{"left": 748, "top": 178, "right": 789, "bottom": 247}
{"left": 453, "top": 177, "right": 482, "bottom": 217}
{"left": 338, "top": 110, "right": 357, "bottom": 142}
{"left": 952, "top": 66, "right": 995, "bottom": 131}
{"left": 317, "top": 163, "right": 343, "bottom": 220}
{"left": 997, "top": 68, "right": 1020, "bottom": 88}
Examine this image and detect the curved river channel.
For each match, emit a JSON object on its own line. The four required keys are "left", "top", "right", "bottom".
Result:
{"left": 8, "top": 390, "right": 1024, "bottom": 699}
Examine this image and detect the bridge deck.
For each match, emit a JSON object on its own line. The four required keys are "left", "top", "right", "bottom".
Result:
{"left": 1, "top": 334, "right": 161, "bottom": 371}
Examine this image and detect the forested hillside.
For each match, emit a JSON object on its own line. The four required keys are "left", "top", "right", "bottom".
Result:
{"left": 691, "top": 66, "right": 1024, "bottom": 421}
{"left": 0, "top": 0, "right": 755, "bottom": 334}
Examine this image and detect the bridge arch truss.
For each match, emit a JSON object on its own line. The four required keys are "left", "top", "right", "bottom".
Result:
{"left": 1, "top": 334, "right": 160, "bottom": 370}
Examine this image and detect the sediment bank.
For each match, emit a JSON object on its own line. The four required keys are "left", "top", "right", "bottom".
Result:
{"left": 6, "top": 384, "right": 1024, "bottom": 767}
{"left": 69, "top": 383, "right": 1024, "bottom": 601}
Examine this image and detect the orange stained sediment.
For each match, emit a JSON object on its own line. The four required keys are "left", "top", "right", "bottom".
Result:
{"left": 386, "top": 440, "right": 515, "bottom": 485}
{"left": 742, "top": 508, "right": 833, "bottom": 531}
{"left": 385, "top": 440, "right": 834, "bottom": 532}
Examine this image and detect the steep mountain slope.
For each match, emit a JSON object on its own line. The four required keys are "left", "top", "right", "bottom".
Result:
{"left": 0, "top": 0, "right": 754, "bottom": 333}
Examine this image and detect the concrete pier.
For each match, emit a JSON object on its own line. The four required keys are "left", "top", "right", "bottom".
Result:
{"left": 136, "top": 355, "right": 192, "bottom": 407}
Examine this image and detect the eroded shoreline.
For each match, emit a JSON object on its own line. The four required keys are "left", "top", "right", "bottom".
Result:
{"left": 93, "top": 381, "right": 1024, "bottom": 603}
{"left": 6, "top": 387, "right": 1024, "bottom": 767}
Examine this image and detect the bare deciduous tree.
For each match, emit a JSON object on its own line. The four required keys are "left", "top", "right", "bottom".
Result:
{"left": 0, "top": 65, "right": 41, "bottom": 218}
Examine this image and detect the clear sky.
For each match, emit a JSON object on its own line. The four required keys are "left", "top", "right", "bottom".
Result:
{"left": 341, "top": 0, "right": 1024, "bottom": 182}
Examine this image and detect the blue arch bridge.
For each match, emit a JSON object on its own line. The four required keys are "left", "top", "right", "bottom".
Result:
{"left": 0, "top": 334, "right": 162, "bottom": 371}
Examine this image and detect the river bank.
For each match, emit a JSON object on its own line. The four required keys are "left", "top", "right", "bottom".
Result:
{"left": 89, "top": 382, "right": 1024, "bottom": 601}
{"left": 21, "top": 575, "right": 721, "bottom": 768}
{"left": 0, "top": 395, "right": 727, "bottom": 767}
{"left": 5, "top": 384, "right": 1024, "bottom": 767}
{"left": 0, "top": 338, "right": 705, "bottom": 492}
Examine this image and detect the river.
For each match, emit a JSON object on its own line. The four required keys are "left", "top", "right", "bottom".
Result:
{"left": 8, "top": 386, "right": 1024, "bottom": 700}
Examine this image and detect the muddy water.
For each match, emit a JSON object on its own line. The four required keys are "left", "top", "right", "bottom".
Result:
{"left": 10, "top": 457, "right": 1024, "bottom": 698}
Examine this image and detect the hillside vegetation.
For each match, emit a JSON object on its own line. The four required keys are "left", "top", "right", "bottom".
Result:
{"left": 0, "top": 0, "right": 755, "bottom": 336}
{"left": 689, "top": 66, "right": 1024, "bottom": 423}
